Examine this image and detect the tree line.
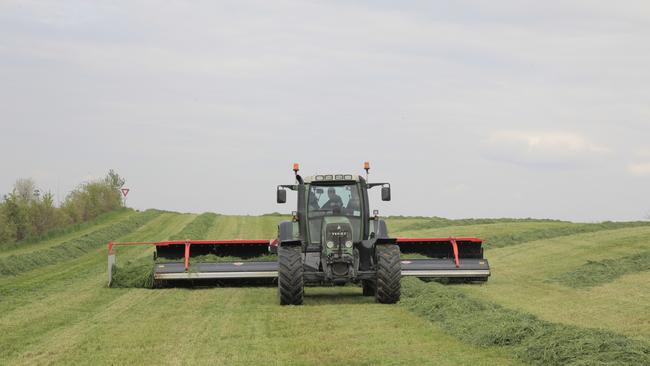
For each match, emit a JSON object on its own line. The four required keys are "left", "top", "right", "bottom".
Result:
{"left": 0, "top": 170, "right": 126, "bottom": 244}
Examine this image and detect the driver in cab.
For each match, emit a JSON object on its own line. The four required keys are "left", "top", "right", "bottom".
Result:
{"left": 321, "top": 187, "right": 343, "bottom": 210}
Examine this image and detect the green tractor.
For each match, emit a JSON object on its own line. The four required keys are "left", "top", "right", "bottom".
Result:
{"left": 108, "top": 163, "right": 490, "bottom": 305}
{"left": 273, "top": 164, "right": 401, "bottom": 304}
{"left": 272, "top": 163, "right": 489, "bottom": 305}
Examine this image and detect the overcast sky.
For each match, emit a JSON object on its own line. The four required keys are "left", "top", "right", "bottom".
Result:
{"left": 1, "top": 1, "right": 649, "bottom": 222}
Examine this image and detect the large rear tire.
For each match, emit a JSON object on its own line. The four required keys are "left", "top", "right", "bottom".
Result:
{"left": 278, "top": 246, "right": 304, "bottom": 305}
{"left": 375, "top": 244, "right": 401, "bottom": 304}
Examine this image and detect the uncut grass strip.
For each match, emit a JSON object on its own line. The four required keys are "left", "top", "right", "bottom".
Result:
{"left": 0, "top": 209, "right": 163, "bottom": 276}
{"left": 550, "top": 250, "right": 650, "bottom": 288}
{"left": 169, "top": 212, "right": 219, "bottom": 240}
{"left": 400, "top": 278, "right": 650, "bottom": 366}
{"left": 485, "top": 222, "right": 650, "bottom": 248}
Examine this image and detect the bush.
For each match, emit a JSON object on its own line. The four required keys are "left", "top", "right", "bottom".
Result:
{"left": 0, "top": 170, "right": 126, "bottom": 246}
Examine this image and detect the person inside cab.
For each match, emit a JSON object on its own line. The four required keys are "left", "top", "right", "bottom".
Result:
{"left": 346, "top": 187, "right": 360, "bottom": 212}
{"left": 321, "top": 187, "right": 343, "bottom": 210}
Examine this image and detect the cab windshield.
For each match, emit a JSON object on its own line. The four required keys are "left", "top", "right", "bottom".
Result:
{"left": 307, "top": 184, "right": 362, "bottom": 244}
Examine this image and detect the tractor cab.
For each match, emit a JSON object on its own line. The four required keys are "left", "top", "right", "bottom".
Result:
{"left": 276, "top": 172, "right": 391, "bottom": 248}
{"left": 275, "top": 167, "right": 393, "bottom": 286}
{"left": 304, "top": 177, "right": 366, "bottom": 247}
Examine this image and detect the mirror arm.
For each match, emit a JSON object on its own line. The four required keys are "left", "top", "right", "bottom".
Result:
{"left": 367, "top": 182, "right": 390, "bottom": 189}
{"left": 280, "top": 184, "right": 298, "bottom": 191}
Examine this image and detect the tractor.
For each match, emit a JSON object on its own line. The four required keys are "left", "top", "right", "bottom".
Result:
{"left": 107, "top": 163, "right": 490, "bottom": 305}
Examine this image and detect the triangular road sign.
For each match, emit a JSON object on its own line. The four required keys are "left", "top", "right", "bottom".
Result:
{"left": 121, "top": 188, "right": 130, "bottom": 197}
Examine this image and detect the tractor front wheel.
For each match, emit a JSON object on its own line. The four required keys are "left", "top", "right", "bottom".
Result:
{"left": 278, "top": 246, "right": 304, "bottom": 305}
{"left": 375, "top": 244, "right": 401, "bottom": 304}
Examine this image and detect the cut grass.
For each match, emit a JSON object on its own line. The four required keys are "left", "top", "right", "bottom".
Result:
{"left": 485, "top": 221, "right": 650, "bottom": 249}
{"left": 393, "top": 220, "right": 650, "bottom": 249}
{"left": 0, "top": 212, "right": 197, "bottom": 363}
{"left": 396, "top": 217, "right": 566, "bottom": 232}
{"left": 3, "top": 212, "right": 650, "bottom": 365}
{"left": 401, "top": 277, "right": 650, "bottom": 366}
{"left": 110, "top": 258, "right": 155, "bottom": 288}
{"left": 169, "top": 212, "right": 219, "bottom": 240}
{"left": 551, "top": 250, "right": 650, "bottom": 288}
{"left": 157, "top": 253, "right": 278, "bottom": 263}
{"left": 0, "top": 209, "right": 162, "bottom": 276}
{"left": 1, "top": 212, "right": 519, "bottom": 366}
{"left": 462, "top": 227, "right": 650, "bottom": 341}
{"left": 205, "top": 214, "right": 290, "bottom": 239}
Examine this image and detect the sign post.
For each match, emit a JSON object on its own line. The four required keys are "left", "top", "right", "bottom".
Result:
{"left": 121, "top": 188, "right": 130, "bottom": 207}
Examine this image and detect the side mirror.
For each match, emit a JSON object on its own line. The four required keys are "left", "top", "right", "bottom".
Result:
{"left": 381, "top": 186, "right": 391, "bottom": 201}
{"left": 277, "top": 188, "right": 287, "bottom": 204}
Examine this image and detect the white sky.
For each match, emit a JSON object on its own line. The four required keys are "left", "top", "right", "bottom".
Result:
{"left": 1, "top": 1, "right": 649, "bottom": 222}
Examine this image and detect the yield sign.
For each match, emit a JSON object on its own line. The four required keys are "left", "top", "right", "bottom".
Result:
{"left": 121, "top": 188, "right": 130, "bottom": 197}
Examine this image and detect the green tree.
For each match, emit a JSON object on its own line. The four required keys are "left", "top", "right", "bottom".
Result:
{"left": 29, "top": 191, "right": 64, "bottom": 236}
{"left": 2, "top": 192, "right": 32, "bottom": 241}
{"left": 0, "top": 206, "right": 17, "bottom": 243}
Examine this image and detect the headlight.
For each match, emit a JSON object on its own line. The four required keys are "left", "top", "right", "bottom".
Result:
{"left": 345, "top": 241, "right": 353, "bottom": 248}
{"left": 326, "top": 241, "right": 334, "bottom": 249}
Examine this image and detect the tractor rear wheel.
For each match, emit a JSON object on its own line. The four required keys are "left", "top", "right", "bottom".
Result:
{"left": 362, "top": 280, "right": 376, "bottom": 296}
{"left": 278, "top": 246, "right": 304, "bottom": 305}
{"left": 375, "top": 244, "right": 401, "bottom": 304}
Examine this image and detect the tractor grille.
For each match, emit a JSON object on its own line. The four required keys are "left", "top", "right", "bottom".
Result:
{"left": 325, "top": 223, "right": 352, "bottom": 246}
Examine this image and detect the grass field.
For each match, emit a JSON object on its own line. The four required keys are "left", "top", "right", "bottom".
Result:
{"left": 1, "top": 212, "right": 648, "bottom": 365}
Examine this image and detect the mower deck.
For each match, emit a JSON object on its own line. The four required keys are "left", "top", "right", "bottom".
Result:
{"left": 153, "top": 258, "right": 490, "bottom": 280}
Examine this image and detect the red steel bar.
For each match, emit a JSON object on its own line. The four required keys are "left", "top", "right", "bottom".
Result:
{"left": 184, "top": 241, "right": 191, "bottom": 271}
{"left": 450, "top": 238, "right": 460, "bottom": 268}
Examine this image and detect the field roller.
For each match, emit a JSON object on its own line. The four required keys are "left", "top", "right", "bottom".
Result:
{"left": 108, "top": 163, "right": 490, "bottom": 305}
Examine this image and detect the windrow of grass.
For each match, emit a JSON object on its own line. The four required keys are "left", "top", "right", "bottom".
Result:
{"left": 156, "top": 253, "right": 278, "bottom": 263}
{"left": 110, "top": 256, "right": 155, "bottom": 288}
{"left": 393, "top": 219, "right": 650, "bottom": 249}
{"left": 551, "top": 250, "right": 650, "bottom": 288}
{"left": 400, "top": 277, "right": 650, "bottom": 366}
{"left": 484, "top": 221, "right": 650, "bottom": 249}
{"left": 395, "top": 217, "right": 566, "bottom": 231}
{"left": 0, "top": 209, "right": 163, "bottom": 276}
{"left": 169, "top": 212, "right": 219, "bottom": 240}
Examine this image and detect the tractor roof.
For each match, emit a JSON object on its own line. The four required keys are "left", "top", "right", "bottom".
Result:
{"left": 303, "top": 174, "right": 361, "bottom": 183}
